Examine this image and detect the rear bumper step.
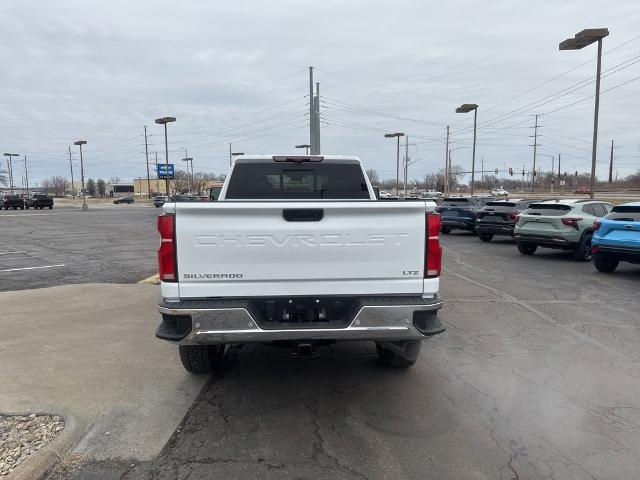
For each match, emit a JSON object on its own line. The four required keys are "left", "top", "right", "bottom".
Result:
{"left": 156, "top": 296, "right": 444, "bottom": 345}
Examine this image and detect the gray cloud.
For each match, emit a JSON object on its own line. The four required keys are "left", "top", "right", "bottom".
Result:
{"left": 1, "top": 0, "right": 639, "bottom": 185}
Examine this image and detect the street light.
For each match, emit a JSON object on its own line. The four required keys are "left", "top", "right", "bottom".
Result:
{"left": 295, "top": 144, "right": 311, "bottom": 155}
{"left": 73, "top": 141, "right": 88, "bottom": 210}
{"left": 539, "top": 154, "right": 555, "bottom": 193}
{"left": 455, "top": 104, "right": 479, "bottom": 195}
{"left": 182, "top": 157, "right": 193, "bottom": 193}
{"left": 3, "top": 153, "right": 19, "bottom": 194}
{"left": 384, "top": 132, "right": 405, "bottom": 196}
{"left": 560, "top": 28, "right": 609, "bottom": 200}
{"left": 155, "top": 116, "right": 176, "bottom": 195}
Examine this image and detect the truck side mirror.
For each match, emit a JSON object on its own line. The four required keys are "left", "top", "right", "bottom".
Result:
{"left": 372, "top": 186, "right": 380, "bottom": 200}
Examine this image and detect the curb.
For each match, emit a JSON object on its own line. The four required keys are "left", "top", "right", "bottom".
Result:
{"left": 6, "top": 412, "right": 83, "bottom": 480}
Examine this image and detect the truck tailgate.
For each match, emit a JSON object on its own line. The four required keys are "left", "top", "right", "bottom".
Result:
{"left": 172, "top": 201, "right": 429, "bottom": 298}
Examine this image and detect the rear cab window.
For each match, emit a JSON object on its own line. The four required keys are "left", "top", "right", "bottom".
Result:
{"left": 524, "top": 204, "right": 572, "bottom": 216}
{"left": 225, "top": 161, "right": 370, "bottom": 200}
{"left": 605, "top": 205, "right": 640, "bottom": 222}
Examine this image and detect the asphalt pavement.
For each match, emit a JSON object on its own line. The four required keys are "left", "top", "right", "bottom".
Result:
{"left": 45, "top": 230, "right": 640, "bottom": 480}
{"left": 0, "top": 204, "right": 158, "bottom": 291}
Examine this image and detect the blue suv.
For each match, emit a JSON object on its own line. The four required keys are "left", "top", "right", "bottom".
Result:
{"left": 591, "top": 202, "right": 640, "bottom": 272}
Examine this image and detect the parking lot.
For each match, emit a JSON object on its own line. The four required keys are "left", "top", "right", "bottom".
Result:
{"left": 8, "top": 208, "right": 636, "bottom": 479}
{"left": 0, "top": 204, "right": 157, "bottom": 291}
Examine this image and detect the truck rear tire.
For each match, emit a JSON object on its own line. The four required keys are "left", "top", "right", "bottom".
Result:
{"left": 376, "top": 341, "right": 421, "bottom": 368}
{"left": 179, "top": 345, "right": 225, "bottom": 374}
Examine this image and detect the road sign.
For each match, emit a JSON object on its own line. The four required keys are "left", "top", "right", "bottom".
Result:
{"left": 158, "top": 163, "right": 175, "bottom": 179}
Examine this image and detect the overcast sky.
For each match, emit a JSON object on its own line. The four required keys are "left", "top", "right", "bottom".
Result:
{"left": 1, "top": 0, "right": 639, "bottom": 186}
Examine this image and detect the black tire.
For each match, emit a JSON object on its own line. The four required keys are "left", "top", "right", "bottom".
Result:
{"left": 376, "top": 341, "right": 421, "bottom": 368}
{"left": 517, "top": 242, "right": 537, "bottom": 255}
{"left": 25, "top": 205, "right": 29, "bottom": 210}
{"left": 478, "top": 232, "right": 494, "bottom": 242}
{"left": 179, "top": 345, "right": 225, "bottom": 374}
{"left": 48, "top": 205, "right": 53, "bottom": 209}
{"left": 441, "top": 226, "right": 452, "bottom": 234}
{"left": 593, "top": 253, "right": 618, "bottom": 272}
{"left": 574, "top": 232, "right": 593, "bottom": 262}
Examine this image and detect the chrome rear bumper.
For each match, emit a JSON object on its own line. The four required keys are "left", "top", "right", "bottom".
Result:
{"left": 157, "top": 296, "right": 444, "bottom": 345}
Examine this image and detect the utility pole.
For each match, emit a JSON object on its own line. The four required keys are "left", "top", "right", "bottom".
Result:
{"left": 74, "top": 140, "right": 88, "bottom": 211}
{"left": 68, "top": 146, "right": 75, "bottom": 197}
{"left": 314, "top": 82, "right": 321, "bottom": 154}
{"left": 404, "top": 135, "right": 409, "bottom": 195}
{"left": 531, "top": 114, "right": 539, "bottom": 193}
{"left": 229, "top": 142, "right": 232, "bottom": 167}
{"left": 444, "top": 126, "right": 450, "bottom": 194}
{"left": 608, "top": 140, "right": 614, "bottom": 183}
{"left": 144, "top": 126, "right": 151, "bottom": 198}
{"left": 481, "top": 156, "right": 484, "bottom": 192}
{"left": 551, "top": 155, "right": 555, "bottom": 194}
{"left": 309, "top": 66, "right": 316, "bottom": 155}
{"left": 557, "top": 153, "right": 562, "bottom": 192}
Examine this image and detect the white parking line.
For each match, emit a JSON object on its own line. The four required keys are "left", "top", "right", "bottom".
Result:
{"left": 0, "top": 264, "right": 65, "bottom": 273}
{"left": 0, "top": 213, "right": 57, "bottom": 217}
{"left": 0, "top": 251, "right": 27, "bottom": 256}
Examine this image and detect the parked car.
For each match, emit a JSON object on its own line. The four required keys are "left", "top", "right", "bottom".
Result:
{"left": 422, "top": 189, "right": 442, "bottom": 198}
{"left": 26, "top": 194, "right": 54, "bottom": 210}
{"left": 153, "top": 195, "right": 168, "bottom": 208}
{"left": 591, "top": 202, "right": 640, "bottom": 272}
{"left": 475, "top": 199, "right": 539, "bottom": 241}
{"left": 437, "top": 196, "right": 483, "bottom": 234}
{"left": 575, "top": 186, "right": 591, "bottom": 195}
{"left": 379, "top": 190, "right": 393, "bottom": 198}
{"left": 155, "top": 155, "right": 444, "bottom": 373}
{"left": 114, "top": 195, "right": 135, "bottom": 204}
{"left": 490, "top": 187, "right": 509, "bottom": 197}
{"left": 514, "top": 199, "right": 613, "bottom": 261}
{"left": 2, "top": 194, "right": 24, "bottom": 210}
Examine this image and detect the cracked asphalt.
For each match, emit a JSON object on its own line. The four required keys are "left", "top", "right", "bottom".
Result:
{"left": 41, "top": 229, "right": 640, "bottom": 479}
{"left": 0, "top": 205, "right": 157, "bottom": 291}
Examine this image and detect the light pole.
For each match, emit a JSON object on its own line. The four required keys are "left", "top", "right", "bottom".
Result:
{"left": 73, "top": 141, "right": 88, "bottom": 210}
{"left": 182, "top": 157, "right": 193, "bottom": 193}
{"left": 295, "top": 144, "right": 311, "bottom": 155}
{"left": 3, "top": 153, "right": 19, "bottom": 194}
{"left": 155, "top": 116, "right": 176, "bottom": 195}
{"left": 560, "top": 28, "right": 609, "bottom": 200}
{"left": 384, "top": 132, "right": 405, "bottom": 196}
{"left": 456, "top": 104, "right": 479, "bottom": 195}
{"left": 539, "top": 154, "right": 555, "bottom": 193}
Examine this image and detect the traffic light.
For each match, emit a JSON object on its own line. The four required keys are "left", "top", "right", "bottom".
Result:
{"left": 509, "top": 167, "right": 513, "bottom": 176}
{"left": 564, "top": 172, "right": 567, "bottom": 178}
{"left": 575, "top": 171, "right": 578, "bottom": 177}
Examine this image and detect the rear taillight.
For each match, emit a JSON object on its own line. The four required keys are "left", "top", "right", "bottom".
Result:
{"left": 425, "top": 213, "right": 442, "bottom": 278}
{"left": 561, "top": 217, "right": 583, "bottom": 229}
{"left": 508, "top": 210, "right": 520, "bottom": 221}
{"left": 593, "top": 219, "right": 601, "bottom": 231}
{"left": 157, "top": 214, "right": 176, "bottom": 281}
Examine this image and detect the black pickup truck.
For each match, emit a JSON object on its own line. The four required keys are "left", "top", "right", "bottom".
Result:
{"left": 26, "top": 194, "right": 54, "bottom": 210}
{"left": 2, "top": 194, "right": 25, "bottom": 210}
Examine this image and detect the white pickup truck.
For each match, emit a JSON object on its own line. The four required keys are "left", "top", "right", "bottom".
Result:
{"left": 156, "top": 155, "right": 444, "bottom": 373}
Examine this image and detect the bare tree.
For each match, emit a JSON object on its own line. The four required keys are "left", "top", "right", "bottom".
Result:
{"left": 366, "top": 169, "right": 380, "bottom": 185}
{"left": 0, "top": 168, "right": 7, "bottom": 187}
{"left": 108, "top": 176, "right": 121, "bottom": 184}
{"left": 86, "top": 178, "right": 96, "bottom": 196}
{"left": 97, "top": 179, "right": 106, "bottom": 197}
